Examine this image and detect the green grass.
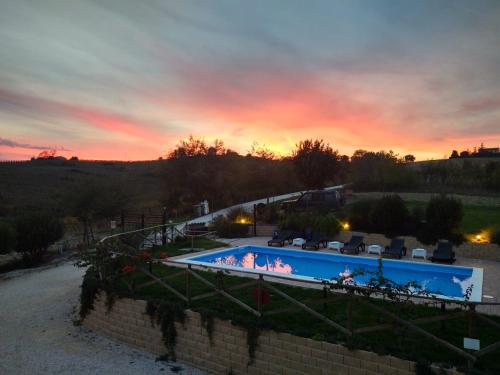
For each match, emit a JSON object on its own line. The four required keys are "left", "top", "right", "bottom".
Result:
{"left": 103, "top": 261, "right": 500, "bottom": 374}
{"left": 151, "top": 237, "right": 227, "bottom": 257}
{"left": 405, "top": 201, "right": 500, "bottom": 234}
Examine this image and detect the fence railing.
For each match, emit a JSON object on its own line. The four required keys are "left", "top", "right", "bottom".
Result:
{"left": 96, "top": 229, "right": 500, "bottom": 370}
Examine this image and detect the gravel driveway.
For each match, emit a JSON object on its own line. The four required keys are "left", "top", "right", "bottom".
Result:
{"left": 0, "top": 262, "right": 205, "bottom": 375}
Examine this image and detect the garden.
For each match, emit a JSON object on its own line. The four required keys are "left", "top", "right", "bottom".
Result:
{"left": 77, "top": 233, "right": 500, "bottom": 375}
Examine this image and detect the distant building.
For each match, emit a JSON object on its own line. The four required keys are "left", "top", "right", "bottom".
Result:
{"left": 476, "top": 146, "right": 499, "bottom": 155}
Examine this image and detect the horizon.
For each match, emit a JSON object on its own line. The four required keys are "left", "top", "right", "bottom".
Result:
{"left": 1, "top": 1, "right": 500, "bottom": 161}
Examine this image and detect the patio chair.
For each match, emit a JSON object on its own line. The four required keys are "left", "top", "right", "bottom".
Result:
{"left": 267, "top": 229, "right": 294, "bottom": 247}
{"left": 340, "top": 235, "right": 365, "bottom": 254}
{"left": 302, "top": 232, "right": 328, "bottom": 250}
{"left": 383, "top": 238, "right": 407, "bottom": 259}
{"left": 430, "top": 241, "right": 456, "bottom": 264}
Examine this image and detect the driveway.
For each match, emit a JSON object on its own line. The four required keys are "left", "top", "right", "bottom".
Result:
{"left": 0, "top": 262, "right": 204, "bottom": 375}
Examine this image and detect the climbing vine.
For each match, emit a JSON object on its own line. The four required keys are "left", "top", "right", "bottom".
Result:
{"left": 199, "top": 309, "right": 215, "bottom": 344}
{"left": 79, "top": 268, "right": 100, "bottom": 319}
{"left": 145, "top": 300, "right": 187, "bottom": 361}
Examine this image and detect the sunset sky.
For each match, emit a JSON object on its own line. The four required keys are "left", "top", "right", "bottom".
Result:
{"left": 1, "top": 0, "right": 499, "bottom": 161}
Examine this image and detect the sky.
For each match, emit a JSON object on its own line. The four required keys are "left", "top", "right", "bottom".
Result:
{"left": 1, "top": 0, "right": 499, "bottom": 161}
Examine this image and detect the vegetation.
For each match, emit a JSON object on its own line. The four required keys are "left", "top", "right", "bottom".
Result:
{"left": 292, "top": 139, "right": 341, "bottom": 189}
{"left": 212, "top": 216, "right": 250, "bottom": 238}
{"left": 278, "top": 212, "right": 341, "bottom": 237}
{"left": 370, "top": 195, "right": 410, "bottom": 237}
{"left": 0, "top": 220, "right": 17, "bottom": 254}
{"left": 78, "top": 253, "right": 500, "bottom": 374}
{"left": 15, "top": 212, "right": 64, "bottom": 264}
{"left": 421, "top": 195, "right": 463, "bottom": 245}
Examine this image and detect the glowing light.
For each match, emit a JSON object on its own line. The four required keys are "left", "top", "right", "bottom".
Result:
{"left": 476, "top": 234, "right": 481, "bottom": 241}
{"left": 343, "top": 222, "right": 350, "bottom": 230}
{"left": 239, "top": 218, "right": 247, "bottom": 224}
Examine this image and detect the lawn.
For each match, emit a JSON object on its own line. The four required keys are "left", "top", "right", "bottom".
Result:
{"left": 100, "top": 258, "right": 500, "bottom": 374}
{"left": 152, "top": 237, "right": 227, "bottom": 257}
{"left": 405, "top": 201, "right": 500, "bottom": 234}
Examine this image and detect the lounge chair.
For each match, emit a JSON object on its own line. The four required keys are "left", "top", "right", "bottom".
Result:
{"left": 340, "top": 235, "right": 365, "bottom": 254}
{"left": 268, "top": 229, "right": 294, "bottom": 247}
{"left": 302, "top": 232, "right": 328, "bottom": 250}
{"left": 383, "top": 238, "right": 407, "bottom": 259}
{"left": 430, "top": 241, "right": 456, "bottom": 264}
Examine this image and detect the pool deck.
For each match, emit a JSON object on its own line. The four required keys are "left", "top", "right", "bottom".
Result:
{"left": 173, "top": 236, "right": 500, "bottom": 315}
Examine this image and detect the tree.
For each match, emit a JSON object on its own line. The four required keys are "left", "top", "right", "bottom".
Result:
{"left": 67, "top": 181, "right": 129, "bottom": 244}
{"left": 292, "top": 139, "right": 340, "bottom": 189}
{"left": 423, "top": 195, "right": 463, "bottom": 244}
{"left": 404, "top": 154, "right": 416, "bottom": 163}
{"left": 450, "top": 150, "right": 459, "bottom": 159}
{"left": 350, "top": 150, "right": 417, "bottom": 191}
{"left": 16, "top": 213, "right": 64, "bottom": 264}
{"left": 459, "top": 150, "right": 470, "bottom": 158}
{"left": 0, "top": 221, "right": 17, "bottom": 254}
{"left": 370, "top": 195, "right": 409, "bottom": 237}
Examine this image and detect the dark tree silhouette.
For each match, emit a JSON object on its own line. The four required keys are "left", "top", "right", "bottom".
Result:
{"left": 292, "top": 139, "right": 340, "bottom": 189}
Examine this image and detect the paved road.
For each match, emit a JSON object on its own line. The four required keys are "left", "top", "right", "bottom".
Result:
{"left": 0, "top": 262, "right": 204, "bottom": 375}
{"left": 185, "top": 184, "right": 345, "bottom": 226}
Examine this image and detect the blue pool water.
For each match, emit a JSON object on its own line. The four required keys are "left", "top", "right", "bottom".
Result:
{"left": 179, "top": 245, "right": 483, "bottom": 301}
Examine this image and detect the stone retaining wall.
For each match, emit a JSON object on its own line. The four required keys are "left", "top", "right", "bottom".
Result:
{"left": 335, "top": 231, "right": 500, "bottom": 261}
{"left": 84, "top": 295, "right": 463, "bottom": 375}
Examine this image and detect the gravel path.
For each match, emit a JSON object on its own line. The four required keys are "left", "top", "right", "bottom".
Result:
{"left": 0, "top": 262, "right": 205, "bottom": 375}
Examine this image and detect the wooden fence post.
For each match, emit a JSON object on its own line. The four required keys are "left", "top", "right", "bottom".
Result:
{"left": 347, "top": 293, "right": 353, "bottom": 333}
{"left": 186, "top": 265, "right": 192, "bottom": 307}
{"left": 257, "top": 274, "right": 263, "bottom": 314}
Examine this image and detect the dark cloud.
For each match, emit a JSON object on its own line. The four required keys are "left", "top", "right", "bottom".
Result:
{"left": 0, "top": 137, "right": 69, "bottom": 151}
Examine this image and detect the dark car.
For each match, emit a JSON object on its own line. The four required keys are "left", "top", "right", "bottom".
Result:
{"left": 281, "top": 189, "right": 345, "bottom": 212}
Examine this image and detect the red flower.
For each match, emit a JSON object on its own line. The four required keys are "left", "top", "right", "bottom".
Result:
{"left": 138, "top": 251, "right": 151, "bottom": 260}
{"left": 159, "top": 252, "right": 168, "bottom": 259}
{"left": 122, "top": 264, "right": 137, "bottom": 274}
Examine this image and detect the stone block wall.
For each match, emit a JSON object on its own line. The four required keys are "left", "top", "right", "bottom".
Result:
{"left": 84, "top": 295, "right": 464, "bottom": 375}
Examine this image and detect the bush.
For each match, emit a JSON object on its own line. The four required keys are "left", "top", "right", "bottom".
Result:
{"left": 492, "top": 230, "right": 500, "bottom": 246}
{"left": 16, "top": 212, "right": 64, "bottom": 264}
{"left": 225, "top": 207, "right": 253, "bottom": 224}
{"left": 279, "top": 212, "right": 341, "bottom": 237}
{"left": 425, "top": 195, "right": 462, "bottom": 239}
{"left": 213, "top": 216, "right": 249, "bottom": 238}
{"left": 345, "top": 199, "right": 377, "bottom": 232}
{"left": 370, "top": 195, "right": 409, "bottom": 237}
{"left": 0, "top": 221, "right": 17, "bottom": 254}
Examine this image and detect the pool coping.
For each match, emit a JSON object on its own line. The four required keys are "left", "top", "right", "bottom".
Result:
{"left": 174, "top": 244, "right": 484, "bottom": 303}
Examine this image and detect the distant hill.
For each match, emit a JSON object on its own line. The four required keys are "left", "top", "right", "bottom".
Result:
{"left": 0, "top": 159, "right": 166, "bottom": 215}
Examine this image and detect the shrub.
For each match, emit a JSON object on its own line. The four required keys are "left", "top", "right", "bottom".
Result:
{"left": 491, "top": 229, "right": 500, "bottom": 246}
{"left": 0, "top": 221, "right": 17, "bottom": 254}
{"left": 345, "top": 199, "right": 377, "bottom": 232}
{"left": 16, "top": 212, "right": 64, "bottom": 264}
{"left": 370, "top": 195, "right": 409, "bottom": 237}
{"left": 425, "top": 195, "right": 463, "bottom": 242}
{"left": 225, "top": 207, "right": 252, "bottom": 224}
{"left": 213, "top": 216, "right": 249, "bottom": 238}
{"left": 279, "top": 212, "right": 341, "bottom": 237}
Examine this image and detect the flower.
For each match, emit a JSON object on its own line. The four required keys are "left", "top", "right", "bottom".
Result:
{"left": 138, "top": 251, "right": 151, "bottom": 260}
{"left": 159, "top": 252, "right": 168, "bottom": 259}
{"left": 122, "top": 264, "right": 137, "bottom": 273}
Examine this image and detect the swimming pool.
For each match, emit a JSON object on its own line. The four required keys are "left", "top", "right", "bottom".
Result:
{"left": 177, "top": 245, "right": 483, "bottom": 302}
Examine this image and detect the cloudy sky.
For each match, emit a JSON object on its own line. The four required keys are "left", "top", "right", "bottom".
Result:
{"left": 1, "top": 0, "right": 499, "bottom": 160}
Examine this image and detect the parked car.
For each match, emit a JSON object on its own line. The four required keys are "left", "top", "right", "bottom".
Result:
{"left": 281, "top": 189, "right": 345, "bottom": 212}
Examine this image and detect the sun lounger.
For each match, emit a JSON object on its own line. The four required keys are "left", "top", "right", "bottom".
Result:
{"left": 268, "top": 229, "right": 294, "bottom": 247}
{"left": 383, "top": 238, "right": 407, "bottom": 259}
{"left": 302, "top": 232, "right": 328, "bottom": 250}
{"left": 430, "top": 241, "right": 456, "bottom": 264}
{"left": 340, "top": 235, "right": 365, "bottom": 254}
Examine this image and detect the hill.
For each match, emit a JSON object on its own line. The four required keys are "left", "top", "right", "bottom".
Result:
{"left": 0, "top": 159, "right": 166, "bottom": 216}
